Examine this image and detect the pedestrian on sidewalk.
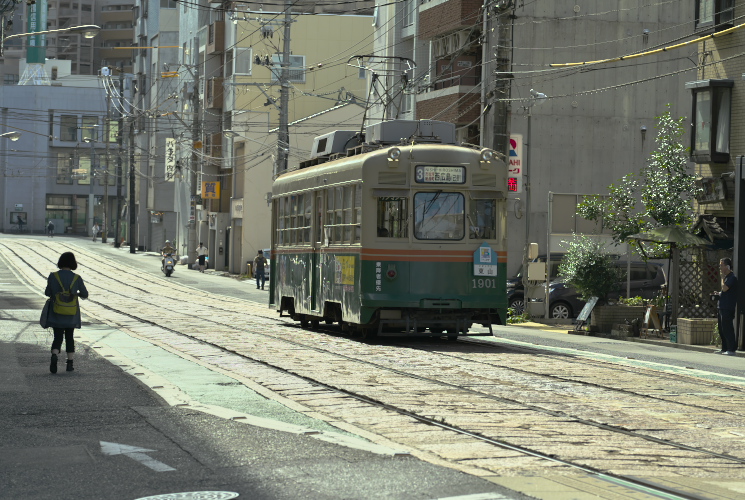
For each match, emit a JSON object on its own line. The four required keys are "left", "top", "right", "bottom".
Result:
{"left": 196, "top": 242, "right": 208, "bottom": 273}
{"left": 44, "top": 252, "right": 89, "bottom": 373}
{"left": 714, "top": 257, "right": 738, "bottom": 356}
{"left": 92, "top": 222, "right": 100, "bottom": 242}
{"left": 47, "top": 220, "right": 55, "bottom": 238}
{"left": 254, "top": 250, "right": 267, "bottom": 290}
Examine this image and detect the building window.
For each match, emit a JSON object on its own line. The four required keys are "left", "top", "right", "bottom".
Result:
{"left": 234, "top": 47, "right": 252, "bottom": 75}
{"left": 271, "top": 54, "right": 305, "bottom": 83}
{"left": 160, "top": 0, "right": 177, "bottom": 7}
{"left": 57, "top": 153, "right": 73, "bottom": 184}
{"left": 686, "top": 79, "right": 733, "bottom": 164}
{"left": 60, "top": 115, "right": 78, "bottom": 142}
{"left": 3, "top": 74, "right": 19, "bottom": 85}
{"left": 82, "top": 116, "right": 98, "bottom": 142}
{"left": 695, "top": 0, "right": 734, "bottom": 33}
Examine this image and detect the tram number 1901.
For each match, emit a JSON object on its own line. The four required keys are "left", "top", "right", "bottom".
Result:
{"left": 472, "top": 278, "right": 496, "bottom": 289}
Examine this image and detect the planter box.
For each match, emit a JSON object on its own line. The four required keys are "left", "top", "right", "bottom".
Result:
{"left": 590, "top": 305, "right": 646, "bottom": 334}
{"left": 677, "top": 318, "right": 716, "bottom": 345}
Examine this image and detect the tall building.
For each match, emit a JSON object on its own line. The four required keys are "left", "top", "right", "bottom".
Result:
{"left": 373, "top": 1, "right": 696, "bottom": 276}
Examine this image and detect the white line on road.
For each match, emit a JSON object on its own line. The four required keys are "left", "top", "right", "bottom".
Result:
{"left": 100, "top": 441, "right": 176, "bottom": 472}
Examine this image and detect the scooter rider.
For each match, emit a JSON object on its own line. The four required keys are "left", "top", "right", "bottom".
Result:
{"left": 161, "top": 240, "right": 176, "bottom": 268}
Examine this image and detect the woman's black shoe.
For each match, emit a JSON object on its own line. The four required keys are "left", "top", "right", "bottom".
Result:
{"left": 66, "top": 360, "right": 74, "bottom": 372}
{"left": 50, "top": 354, "right": 58, "bottom": 374}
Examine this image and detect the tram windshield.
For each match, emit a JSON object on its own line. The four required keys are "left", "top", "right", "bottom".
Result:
{"left": 468, "top": 199, "right": 497, "bottom": 239}
{"left": 414, "top": 191, "right": 465, "bottom": 240}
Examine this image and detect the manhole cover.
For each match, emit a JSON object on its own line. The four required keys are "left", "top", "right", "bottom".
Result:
{"left": 135, "top": 493, "right": 239, "bottom": 500}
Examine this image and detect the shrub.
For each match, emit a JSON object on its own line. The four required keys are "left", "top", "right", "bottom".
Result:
{"left": 558, "top": 235, "right": 623, "bottom": 303}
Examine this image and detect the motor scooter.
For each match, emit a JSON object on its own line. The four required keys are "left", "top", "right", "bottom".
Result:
{"left": 162, "top": 253, "right": 176, "bottom": 277}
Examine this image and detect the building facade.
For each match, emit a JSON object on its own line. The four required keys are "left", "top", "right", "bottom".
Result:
{"left": 0, "top": 67, "right": 125, "bottom": 236}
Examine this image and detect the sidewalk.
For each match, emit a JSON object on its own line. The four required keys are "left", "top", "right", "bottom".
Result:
{"left": 517, "top": 319, "right": 738, "bottom": 355}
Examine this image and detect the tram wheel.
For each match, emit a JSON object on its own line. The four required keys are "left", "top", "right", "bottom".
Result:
{"left": 300, "top": 316, "right": 309, "bottom": 329}
{"left": 310, "top": 319, "right": 320, "bottom": 330}
{"left": 430, "top": 328, "right": 443, "bottom": 334}
{"left": 325, "top": 319, "right": 333, "bottom": 325}
{"left": 447, "top": 335, "right": 458, "bottom": 341}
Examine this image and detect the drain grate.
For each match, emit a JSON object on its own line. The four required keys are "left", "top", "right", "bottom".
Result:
{"left": 135, "top": 492, "right": 239, "bottom": 500}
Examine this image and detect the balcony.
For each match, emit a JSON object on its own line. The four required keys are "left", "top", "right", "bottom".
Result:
{"left": 418, "top": 0, "right": 481, "bottom": 40}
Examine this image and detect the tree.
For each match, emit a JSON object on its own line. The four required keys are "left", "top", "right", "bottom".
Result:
{"left": 557, "top": 235, "right": 623, "bottom": 302}
{"left": 577, "top": 105, "right": 698, "bottom": 244}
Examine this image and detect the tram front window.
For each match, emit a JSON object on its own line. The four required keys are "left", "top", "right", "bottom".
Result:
{"left": 377, "top": 197, "right": 408, "bottom": 238}
{"left": 469, "top": 199, "right": 496, "bottom": 239}
{"left": 414, "top": 192, "right": 464, "bottom": 240}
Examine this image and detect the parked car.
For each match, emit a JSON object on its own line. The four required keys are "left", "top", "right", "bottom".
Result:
{"left": 546, "top": 261, "right": 666, "bottom": 319}
{"left": 507, "top": 254, "right": 565, "bottom": 315}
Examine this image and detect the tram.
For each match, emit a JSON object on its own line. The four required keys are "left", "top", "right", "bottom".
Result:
{"left": 269, "top": 119, "right": 508, "bottom": 337}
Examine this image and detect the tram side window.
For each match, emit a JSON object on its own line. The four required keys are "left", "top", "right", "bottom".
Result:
{"left": 469, "top": 199, "right": 497, "bottom": 239}
{"left": 377, "top": 197, "right": 408, "bottom": 238}
{"left": 414, "top": 192, "right": 465, "bottom": 240}
{"left": 324, "top": 185, "right": 360, "bottom": 244}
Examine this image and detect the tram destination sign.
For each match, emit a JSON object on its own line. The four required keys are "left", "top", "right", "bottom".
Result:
{"left": 415, "top": 165, "right": 465, "bottom": 184}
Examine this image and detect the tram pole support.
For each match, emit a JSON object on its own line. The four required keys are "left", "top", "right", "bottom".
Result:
{"left": 276, "top": 0, "right": 292, "bottom": 178}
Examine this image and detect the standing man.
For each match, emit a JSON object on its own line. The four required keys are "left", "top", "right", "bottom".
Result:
{"left": 16, "top": 215, "right": 25, "bottom": 233}
{"left": 92, "top": 222, "right": 100, "bottom": 242}
{"left": 47, "top": 220, "right": 55, "bottom": 238}
{"left": 254, "top": 250, "right": 267, "bottom": 290}
{"left": 715, "top": 257, "right": 738, "bottom": 355}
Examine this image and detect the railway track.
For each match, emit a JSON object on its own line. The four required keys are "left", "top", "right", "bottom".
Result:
{"left": 4, "top": 239, "right": 745, "bottom": 499}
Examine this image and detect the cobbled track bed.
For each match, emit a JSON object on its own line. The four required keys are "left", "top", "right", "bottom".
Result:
{"left": 5, "top": 240, "right": 745, "bottom": 488}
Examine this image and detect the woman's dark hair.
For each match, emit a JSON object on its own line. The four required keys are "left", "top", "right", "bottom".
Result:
{"left": 57, "top": 252, "right": 78, "bottom": 270}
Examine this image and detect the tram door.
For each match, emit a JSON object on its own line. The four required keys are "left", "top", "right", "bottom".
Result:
{"left": 311, "top": 194, "right": 323, "bottom": 312}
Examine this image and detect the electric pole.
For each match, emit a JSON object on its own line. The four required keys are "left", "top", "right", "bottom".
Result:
{"left": 129, "top": 78, "right": 136, "bottom": 254}
{"left": 114, "top": 62, "right": 124, "bottom": 248}
{"left": 102, "top": 78, "right": 110, "bottom": 244}
{"left": 276, "top": 0, "right": 292, "bottom": 178}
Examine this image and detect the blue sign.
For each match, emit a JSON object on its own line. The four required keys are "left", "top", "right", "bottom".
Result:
{"left": 473, "top": 242, "right": 497, "bottom": 277}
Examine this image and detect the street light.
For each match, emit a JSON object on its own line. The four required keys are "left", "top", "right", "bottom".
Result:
{"left": 3, "top": 24, "right": 100, "bottom": 42}
{"left": 1, "top": 25, "right": 101, "bottom": 57}
{"left": 0, "top": 131, "right": 21, "bottom": 141}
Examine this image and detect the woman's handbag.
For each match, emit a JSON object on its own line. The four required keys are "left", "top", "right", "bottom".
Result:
{"left": 39, "top": 298, "right": 51, "bottom": 328}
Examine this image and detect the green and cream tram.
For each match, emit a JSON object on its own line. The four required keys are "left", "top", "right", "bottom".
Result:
{"left": 270, "top": 120, "right": 508, "bottom": 337}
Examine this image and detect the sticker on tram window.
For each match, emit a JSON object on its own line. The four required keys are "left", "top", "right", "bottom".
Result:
{"left": 415, "top": 166, "right": 466, "bottom": 184}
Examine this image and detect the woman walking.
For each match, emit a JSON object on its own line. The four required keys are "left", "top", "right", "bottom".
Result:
{"left": 44, "top": 252, "right": 89, "bottom": 373}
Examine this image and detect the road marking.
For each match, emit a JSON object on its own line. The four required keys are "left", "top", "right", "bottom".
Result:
{"left": 431, "top": 493, "right": 515, "bottom": 500}
{"left": 100, "top": 441, "right": 176, "bottom": 472}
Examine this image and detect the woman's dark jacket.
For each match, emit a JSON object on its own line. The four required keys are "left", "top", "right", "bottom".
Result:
{"left": 44, "top": 270, "right": 89, "bottom": 328}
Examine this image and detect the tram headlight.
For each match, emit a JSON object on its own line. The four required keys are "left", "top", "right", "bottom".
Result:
{"left": 480, "top": 149, "right": 495, "bottom": 162}
{"left": 388, "top": 147, "right": 401, "bottom": 161}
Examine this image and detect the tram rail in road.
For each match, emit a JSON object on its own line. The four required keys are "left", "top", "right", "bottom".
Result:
{"left": 3, "top": 238, "right": 745, "bottom": 500}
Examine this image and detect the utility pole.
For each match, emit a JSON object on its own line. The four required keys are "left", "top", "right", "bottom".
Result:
{"left": 102, "top": 82, "right": 110, "bottom": 244}
{"left": 189, "top": 65, "right": 200, "bottom": 263}
{"left": 114, "top": 62, "right": 124, "bottom": 247}
{"left": 276, "top": 0, "right": 292, "bottom": 178}
{"left": 483, "top": 0, "right": 514, "bottom": 159}
{"left": 129, "top": 94, "right": 136, "bottom": 253}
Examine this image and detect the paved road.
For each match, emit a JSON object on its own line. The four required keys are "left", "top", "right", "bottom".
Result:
{"left": 0, "top": 234, "right": 526, "bottom": 500}
{"left": 5, "top": 235, "right": 745, "bottom": 498}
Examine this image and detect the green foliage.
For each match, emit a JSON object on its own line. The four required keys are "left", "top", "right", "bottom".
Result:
{"left": 619, "top": 296, "right": 645, "bottom": 306}
{"left": 711, "top": 323, "right": 721, "bottom": 347}
{"left": 507, "top": 309, "right": 530, "bottom": 324}
{"left": 558, "top": 235, "right": 623, "bottom": 302}
{"left": 577, "top": 105, "right": 700, "bottom": 246}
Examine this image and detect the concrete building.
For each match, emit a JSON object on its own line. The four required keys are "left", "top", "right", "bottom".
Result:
{"left": 0, "top": 0, "right": 135, "bottom": 85}
{"left": 171, "top": 4, "right": 373, "bottom": 272}
{"left": 373, "top": 1, "right": 697, "bottom": 276}
{"left": 0, "top": 63, "right": 124, "bottom": 236}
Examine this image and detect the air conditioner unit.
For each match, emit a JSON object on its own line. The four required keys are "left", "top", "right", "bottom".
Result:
{"left": 366, "top": 120, "right": 456, "bottom": 145}
{"left": 310, "top": 130, "right": 361, "bottom": 159}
